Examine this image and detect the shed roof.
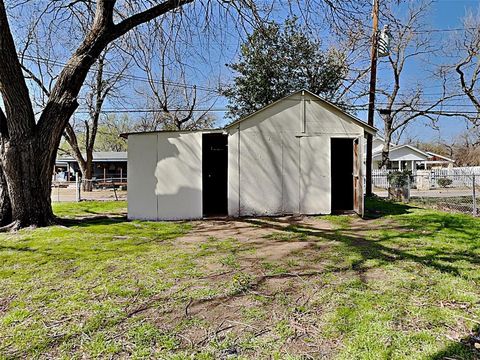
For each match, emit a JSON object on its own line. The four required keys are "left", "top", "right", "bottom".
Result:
{"left": 120, "top": 128, "right": 224, "bottom": 139}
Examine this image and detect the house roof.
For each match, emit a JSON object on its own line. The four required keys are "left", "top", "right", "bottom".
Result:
{"left": 372, "top": 144, "right": 430, "bottom": 160}
{"left": 225, "top": 89, "right": 377, "bottom": 134}
{"left": 57, "top": 151, "right": 128, "bottom": 163}
{"left": 426, "top": 151, "right": 455, "bottom": 162}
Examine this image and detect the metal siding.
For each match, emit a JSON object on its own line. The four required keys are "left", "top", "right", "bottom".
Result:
{"left": 128, "top": 91, "right": 370, "bottom": 220}
{"left": 155, "top": 132, "right": 203, "bottom": 220}
{"left": 232, "top": 92, "right": 366, "bottom": 217}
{"left": 227, "top": 128, "right": 240, "bottom": 216}
{"left": 282, "top": 134, "right": 300, "bottom": 213}
{"left": 238, "top": 129, "right": 283, "bottom": 216}
{"left": 305, "top": 93, "right": 363, "bottom": 135}
{"left": 299, "top": 136, "right": 331, "bottom": 214}
{"left": 238, "top": 97, "right": 302, "bottom": 133}
{"left": 127, "top": 134, "right": 158, "bottom": 220}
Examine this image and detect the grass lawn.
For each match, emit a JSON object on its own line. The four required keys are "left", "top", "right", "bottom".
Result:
{"left": 0, "top": 199, "right": 479, "bottom": 359}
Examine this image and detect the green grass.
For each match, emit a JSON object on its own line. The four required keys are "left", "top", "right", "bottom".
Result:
{"left": 0, "top": 199, "right": 479, "bottom": 359}
{"left": 52, "top": 200, "right": 127, "bottom": 218}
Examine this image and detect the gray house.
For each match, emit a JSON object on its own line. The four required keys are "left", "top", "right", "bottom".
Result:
{"left": 55, "top": 152, "right": 127, "bottom": 182}
{"left": 123, "top": 90, "right": 376, "bottom": 220}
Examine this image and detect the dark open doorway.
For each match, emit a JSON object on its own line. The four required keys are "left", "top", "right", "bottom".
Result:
{"left": 331, "top": 138, "right": 354, "bottom": 212}
{"left": 202, "top": 133, "right": 228, "bottom": 217}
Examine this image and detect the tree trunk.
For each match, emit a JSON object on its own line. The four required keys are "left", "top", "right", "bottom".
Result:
{"left": 0, "top": 165, "right": 12, "bottom": 226}
{"left": 82, "top": 152, "right": 94, "bottom": 192}
{"left": 380, "top": 130, "right": 393, "bottom": 169}
{"left": 1, "top": 137, "right": 54, "bottom": 227}
{"left": 380, "top": 147, "right": 391, "bottom": 169}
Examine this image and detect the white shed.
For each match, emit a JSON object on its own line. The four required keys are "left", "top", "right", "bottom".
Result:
{"left": 123, "top": 90, "right": 376, "bottom": 220}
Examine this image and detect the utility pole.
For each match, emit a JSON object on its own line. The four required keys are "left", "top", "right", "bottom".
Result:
{"left": 366, "top": 0, "right": 379, "bottom": 197}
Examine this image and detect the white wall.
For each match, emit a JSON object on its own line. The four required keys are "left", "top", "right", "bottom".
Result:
{"left": 228, "top": 91, "right": 365, "bottom": 216}
{"left": 127, "top": 132, "right": 202, "bottom": 220}
{"left": 155, "top": 132, "right": 202, "bottom": 220}
{"left": 128, "top": 133, "right": 158, "bottom": 220}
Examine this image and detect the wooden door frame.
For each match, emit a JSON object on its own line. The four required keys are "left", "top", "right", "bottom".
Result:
{"left": 353, "top": 137, "right": 364, "bottom": 217}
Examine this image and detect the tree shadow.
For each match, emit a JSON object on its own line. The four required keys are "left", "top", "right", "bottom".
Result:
{"left": 56, "top": 215, "right": 128, "bottom": 228}
{"left": 237, "top": 214, "right": 472, "bottom": 278}
{"left": 428, "top": 324, "right": 480, "bottom": 359}
{"left": 364, "top": 196, "right": 413, "bottom": 219}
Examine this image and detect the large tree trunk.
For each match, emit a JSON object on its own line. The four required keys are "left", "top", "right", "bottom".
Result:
{"left": 1, "top": 137, "right": 54, "bottom": 227}
{"left": 0, "top": 165, "right": 12, "bottom": 226}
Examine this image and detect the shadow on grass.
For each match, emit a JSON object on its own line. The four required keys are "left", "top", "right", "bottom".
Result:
{"left": 428, "top": 325, "right": 480, "bottom": 359}
{"left": 241, "top": 214, "right": 476, "bottom": 276}
{"left": 56, "top": 215, "right": 128, "bottom": 228}
{"left": 364, "top": 195, "right": 414, "bottom": 219}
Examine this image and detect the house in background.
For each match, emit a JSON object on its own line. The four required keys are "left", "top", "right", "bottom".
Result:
{"left": 369, "top": 136, "right": 454, "bottom": 170}
{"left": 123, "top": 90, "right": 376, "bottom": 221}
{"left": 423, "top": 151, "right": 455, "bottom": 169}
{"left": 55, "top": 152, "right": 128, "bottom": 181}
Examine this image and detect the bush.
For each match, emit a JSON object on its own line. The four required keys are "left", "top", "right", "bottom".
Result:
{"left": 437, "top": 177, "right": 453, "bottom": 188}
{"left": 387, "top": 170, "right": 412, "bottom": 188}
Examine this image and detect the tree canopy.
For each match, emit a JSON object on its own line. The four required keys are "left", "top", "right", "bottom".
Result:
{"left": 223, "top": 18, "right": 348, "bottom": 120}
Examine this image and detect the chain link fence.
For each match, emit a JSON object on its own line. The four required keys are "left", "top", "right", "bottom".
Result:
{"left": 51, "top": 177, "right": 127, "bottom": 202}
{"left": 373, "top": 171, "right": 479, "bottom": 216}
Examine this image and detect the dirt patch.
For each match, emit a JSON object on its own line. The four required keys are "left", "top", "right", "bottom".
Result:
{"left": 124, "top": 215, "right": 404, "bottom": 357}
{"left": 0, "top": 295, "right": 14, "bottom": 315}
{"left": 253, "top": 241, "right": 313, "bottom": 261}
{"left": 358, "top": 267, "right": 389, "bottom": 284}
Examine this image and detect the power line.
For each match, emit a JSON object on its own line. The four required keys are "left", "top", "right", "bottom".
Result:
{"left": 364, "top": 25, "right": 478, "bottom": 34}
{"left": 75, "top": 108, "right": 228, "bottom": 113}
{"left": 350, "top": 108, "right": 480, "bottom": 115}
{"left": 73, "top": 106, "right": 479, "bottom": 116}
{"left": 20, "top": 53, "right": 224, "bottom": 93}
{"left": 412, "top": 27, "right": 477, "bottom": 34}
{"left": 375, "top": 103, "right": 480, "bottom": 108}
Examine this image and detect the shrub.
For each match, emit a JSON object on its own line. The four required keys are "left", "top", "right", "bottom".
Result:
{"left": 437, "top": 177, "right": 453, "bottom": 188}
{"left": 387, "top": 170, "right": 412, "bottom": 188}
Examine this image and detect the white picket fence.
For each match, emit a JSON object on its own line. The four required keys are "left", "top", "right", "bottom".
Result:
{"left": 372, "top": 167, "right": 480, "bottom": 189}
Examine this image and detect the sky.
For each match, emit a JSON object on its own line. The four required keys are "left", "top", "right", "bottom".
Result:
{"left": 387, "top": 0, "right": 480, "bottom": 143}
{"left": 6, "top": 0, "right": 480, "bottom": 145}
{"left": 189, "top": 0, "right": 480, "bottom": 144}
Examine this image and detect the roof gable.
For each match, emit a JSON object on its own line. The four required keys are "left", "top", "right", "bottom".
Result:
{"left": 225, "top": 89, "right": 377, "bottom": 134}
{"left": 373, "top": 144, "right": 430, "bottom": 161}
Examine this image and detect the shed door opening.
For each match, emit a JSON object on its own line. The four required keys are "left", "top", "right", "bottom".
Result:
{"left": 202, "top": 133, "right": 228, "bottom": 216}
{"left": 331, "top": 138, "right": 354, "bottom": 212}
